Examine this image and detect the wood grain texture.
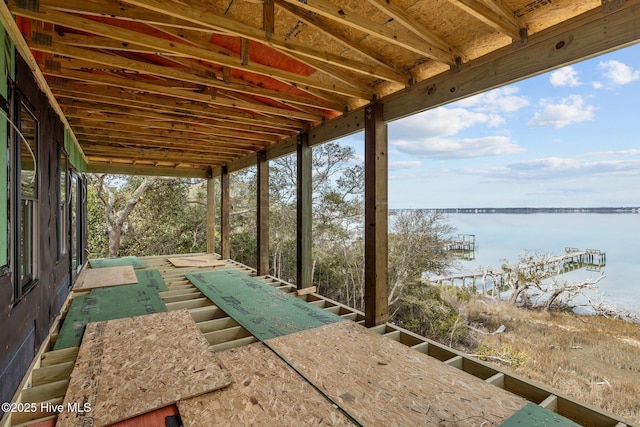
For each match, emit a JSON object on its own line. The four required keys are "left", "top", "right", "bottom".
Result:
{"left": 72, "top": 265, "right": 137, "bottom": 290}
{"left": 167, "top": 255, "right": 226, "bottom": 268}
{"left": 57, "top": 310, "right": 232, "bottom": 427}
{"left": 178, "top": 343, "right": 352, "bottom": 426}
{"left": 266, "top": 321, "right": 528, "bottom": 426}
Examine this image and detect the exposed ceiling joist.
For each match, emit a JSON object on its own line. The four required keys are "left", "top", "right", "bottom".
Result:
{"left": 277, "top": 0, "right": 459, "bottom": 65}
{"left": 9, "top": 2, "right": 372, "bottom": 100}
{"left": 3, "top": 0, "right": 623, "bottom": 177}
{"left": 448, "top": 0, "right": 526, "bottom": 40}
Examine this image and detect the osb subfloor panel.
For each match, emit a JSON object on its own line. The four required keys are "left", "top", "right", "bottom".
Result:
{"left": 57, "top": 310, "right": 232, "bottom": 427}
{"left": 167, "top": 255, "right": 226, "bottom": 268}
{"left": 178, "top": 343, "right": 353, "bottom": 426}
{"left": 88, "top": 256, "right": 148, "bottom": 269}
{"left": 72, "top": 265, "right": 137, "bottom": 291}
{"left": 265, "top": 321, "right": 528, "bottom": 427}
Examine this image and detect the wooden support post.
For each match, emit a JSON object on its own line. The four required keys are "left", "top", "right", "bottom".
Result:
{"left": 296, "top": 133, "right": 312, "bottom": 290}
{"left": 220, "top": 166, "right": 230, "bottom": 260}
{"left": 257, "top": 151, "right": 270, "bottom": 276}
{"left": 206, "top": 177, "right": 216, "bottom": 254}
{"left": 364, "top": 102, "right": 389, "bottom": 327}
{"left": 263, "top": 0, "right": 275, "bottom": 39}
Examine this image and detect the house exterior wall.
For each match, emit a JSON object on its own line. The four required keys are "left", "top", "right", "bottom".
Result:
{"left": 0, "top": 49, "right": 83, "bottom": 411}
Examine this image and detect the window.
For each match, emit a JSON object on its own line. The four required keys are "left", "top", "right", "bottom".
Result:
{"left": 70, "top": 172, "right": 81, "bottom": 275}
{"left": 11, "top": 101, "right": 38, "bottom": 300}
{"left": 57, "top": 150, "right": 68, "bottom": 260}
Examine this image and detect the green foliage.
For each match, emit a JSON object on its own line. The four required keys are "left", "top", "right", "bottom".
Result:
{"left": 392, "top": 285, "right": 469, "bottom": 346}
{"left": 387, "top": 210, "right": 458, "bottom": 305}
{"left": 86, "top": 185, "right": 108, "bottom": 258}
{"left": 87, "top": 175, "right": 207, "bottom": 257}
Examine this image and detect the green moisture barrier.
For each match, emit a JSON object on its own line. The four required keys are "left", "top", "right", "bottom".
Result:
{"left": 0, "top": 27, "right": 14, "bottom": 267}
{"left": 500, "top": 403, "right": 581, "bottom": 427}
{"left": 64, "top": 128, "right": 86, "bottom": 172}
{"left": 54, "top": 270, "right": 167, "bottom": 349}
{"left": 88, "top": 256, "right": 148, "bottom": 269}
{"left": 186, "top": 269, "right": 345, "bottom": 341}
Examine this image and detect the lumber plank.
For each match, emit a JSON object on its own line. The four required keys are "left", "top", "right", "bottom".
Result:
{"left": 266, "top": 321, "right": 528, "bottom": 426}
{"left": 57, "top": 310, "right": 233, "bottom": 427}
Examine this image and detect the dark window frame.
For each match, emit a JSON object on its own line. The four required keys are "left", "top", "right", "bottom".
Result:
{"left": 10, "top": 93, "right": 39, "bottom": 303}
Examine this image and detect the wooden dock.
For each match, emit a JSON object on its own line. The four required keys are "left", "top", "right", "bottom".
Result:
{"left": 444, "top": 234, "right": 477, "bottom": 261}
{"left": 429, "top": 248, "right": 606, "bottom": 289}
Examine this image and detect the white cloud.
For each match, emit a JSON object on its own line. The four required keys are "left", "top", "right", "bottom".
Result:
{"left": 599, "top": 60, "right": 640, "bottom": 85}
{"left": 549, "top": 66, "right": 582, "bottom": 87}
{"left": 389, "top": 160, "right": 422, "bottom": 170}
{"left": 469, "top": 156, "right": 640, "bottom": 180}
{"left": 586, "top": 149, "right": 640, "bottom": 158}
{"left": 393, "top": 108, "right": 490, "bottom": 140}
{"left": 456, "top": 86, "right": 530, "bottom": 113}
{"left": 528, "top": 95, "right": 597, "bottom": 128}
{"left": 391, "top": 136, "right": 525, "bottom": 159}
{"left": 592, "top": 81, "right": 604, "bottom": 89}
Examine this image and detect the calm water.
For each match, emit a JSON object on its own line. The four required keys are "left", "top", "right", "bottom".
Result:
{"left": 446, "top": 213, "right": 640, "bottom": 314}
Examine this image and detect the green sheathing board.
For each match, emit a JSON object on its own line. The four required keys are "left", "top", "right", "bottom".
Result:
{"left": 186, "top": 269, "right": 345, "bottom": 341}
{"left": 500, "top": 403, "right": 581, "bottom": 426}
{"left": 54, "top": 269, "right": 168, "bottom": 349}
{"left": 89, "top": 256, "right": 148, "bottom": 269}
{"left": 0, "top": 26, "right": 14, "bottom": 267}
{"left": 64, "top": 128, "right": 86, "bottom": 172}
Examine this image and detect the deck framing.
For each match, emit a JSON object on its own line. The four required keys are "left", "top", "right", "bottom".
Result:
{"left": 0, "top": 254, "right": 634, "bottom": 427}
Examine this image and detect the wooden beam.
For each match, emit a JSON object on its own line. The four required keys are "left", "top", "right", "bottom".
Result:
{"left": 222, "top": 1, "right": 640, "bottom": 171}
{"left": 296, "top": 133, "right": 312, "bottom": 290}
{"left": 364, "top": 0, "right": 467, "bottom": 62}
{"left": 382, "top": 1, "right": 640, "bottom": 122}
{"left": 79, "top": 143, "right": 236, "bottom": 164}
{"left": 275, "top": 0, "right": 410, "bottom": 83}
{"left": 364, "top": 102, "right": 388, "bottom": 327}
{"left": 32, "top": 37, "right": 344, "bottom": 112}
{"left": 66, "top": 115, "right": 275, "bottom": 145}
{"left": 9, "top": 2, "right": 370, "bottom": 99}
{"left": 207, "top": 177, "right": 216, "bottom": 254}
{"left": 39, "top": 0, "right": 212, "bottom": 32}
{"left": 263, "top": 0, "right": 275, "bottom": 39}
{"left": 278, "top": 0, "right": 458, "bottom": 65}
{"left": 118, "top": 0, "right": 397, "bottom": 86}
{"left": 256, "top": 151, "right": 270, "bottom": 276}
{"left": 220, "top": 166, "right": 230, "bottom": 260}
{"left": 51, "top": 82, "right": 302, "bottom": 133}
{"left": 40, "top": 67, "right": 324, "bottom": 122}
{"left": 447, "top": 0, "right": 525, "bottom": 41}
{"left": 87, "top": 163, "right": 209, "bottom": 178}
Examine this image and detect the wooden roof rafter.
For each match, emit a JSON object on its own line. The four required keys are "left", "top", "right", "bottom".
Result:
{"left": 2, "top": 0, "right": 624, "bottom": 177}
{"left": 49, "top": 81, "right": 305, "bottom": 133}
{"left": 62, "top": 112, "right": 277, "bottom": 146}
{"left": 32, "top": 36, "right": 345, "bottom": 112}
{"left": 448, "top": 0, "right": 527, "bottom": 41}
{"left": 274, "top": 0, "right": 410, "bottom": 84}
{"left": 277, "top": 0, "right": 459, "bottom": 66}
{"left": 8, "top": 2, "right": 371, "bottom": 100}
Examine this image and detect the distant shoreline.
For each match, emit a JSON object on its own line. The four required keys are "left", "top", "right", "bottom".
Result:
{"left": 390, "top": 207, "right": 640, "bottom": 214}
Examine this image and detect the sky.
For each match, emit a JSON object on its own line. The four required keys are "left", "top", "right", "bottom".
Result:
{"left": 338, "top": 43, "right": 640, "bottom": 209}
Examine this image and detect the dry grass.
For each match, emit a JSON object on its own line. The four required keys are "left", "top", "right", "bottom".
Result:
{"left": 464, "top": 299, "right": 640, "bottom": 424}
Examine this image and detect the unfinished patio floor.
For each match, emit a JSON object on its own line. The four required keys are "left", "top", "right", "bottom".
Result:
{"left": 1, "top": 254, "right": 633, "bottom": 427}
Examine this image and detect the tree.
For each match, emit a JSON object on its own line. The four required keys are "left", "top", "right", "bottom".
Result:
{"left": 268, "top": 142, "right": 365, "bottom": 294}
{"left": 88, "top": 174, "right": 208, "bottom": 258}
{"left": 499, "top": 251, "right": 607, "bottom": 311}
{"left": 388, "top": 210, "right": 457, "bottom": 306}
{"left": 93, "top": 174, "right": 161, "bottom": 257}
